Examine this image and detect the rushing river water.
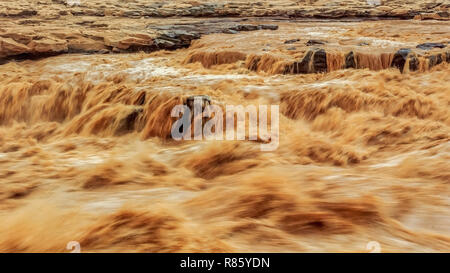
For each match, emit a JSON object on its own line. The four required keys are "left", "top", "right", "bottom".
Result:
{"left": 0, "top": 19, "right": 449, "bottom": 252}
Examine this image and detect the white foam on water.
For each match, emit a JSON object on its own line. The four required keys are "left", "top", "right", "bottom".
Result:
{"left": 45, "top": 57, "right": 182, "bottom": 82}
{"left": 180, "top": 74, "right": 256, "bottom": 82}
{"left": 362, "top": 38, "right": 415, "bottom": 48}
{"left": 242, "top": 85, "right": 271, "bottom": 92}
{"left": 370, "top": 151, "right": 421, "bottom": 169}
{"left": 82, "top": 188, "right": 196, "bottom": 212}
{"left": 122, "top": 58, "right": 181, "bottom": 80}
{"left": 64, "top": 155, "right": 104, "bottom": 167}
{"left": 304, "top": 79, "right": 353, "bottom": 88}
{"left": 301, "top": 27, "right": 347, "bottom": 39}
{"left": 84, "top": 198, "right": 124, "bottom": 211}
{"left": 49, "top": 61, "right": 93, "bottom": 73}
{"left": 370, "top": 157, "right": 405, "bottom": 168}
{"left": 322, "top": 174, "right": 362, "bottom": 181}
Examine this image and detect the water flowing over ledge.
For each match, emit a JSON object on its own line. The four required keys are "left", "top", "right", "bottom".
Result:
{"left": 0, "top": 1, "right": 449, "bottom": 253}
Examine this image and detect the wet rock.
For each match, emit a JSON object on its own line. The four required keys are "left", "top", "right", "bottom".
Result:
{"left": 288, "top": 48, "right": 327, "bottom": 74}
{"left": 416, "top": 43, "right": 446, "bottom": 50}
{"left": 186, "top": 95, "right": 212, "bottom": 110}
{"left": 345, "top": 51, "right": 356, "bottom": 69}
{"left": 231, "top": 24, "right": 258, "bottom": 31}
{"left": 408, "top": 55, "right": 420, "bottom": 72}
{"left": 310, "top": 48, "right": 328, "bottom": 73}
{"left": 159, "top": 30, "right": 201, "bottom": 42}
{"left": 287, "top": 59, "right": 308, "bottom": 74}
{"left": 391, "top": 48, "right": 410, "bottom": 72}
{"left": 284, "top": 39, "right": 300, "bottom": 44}
{"left": 258, "top": 24, "right": 278, "bottom": 30}
{"left": 428, "top": 54, "right": 443, "bottom": 68}
{"left": 155, "top": 30, "right": 201, "bottom": 49}
{"left": 391, "top": 48, "right": 419, "bottom": 72}
{"left": 306, "top": 40, "right": 327, "bottom": 46}
{"left": 153, "top": 39, "right": 176, "bottom": 49}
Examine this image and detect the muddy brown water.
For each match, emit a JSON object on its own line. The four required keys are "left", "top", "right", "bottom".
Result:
{"left": 0, "top": 19, "right": 449, "bottom": 252}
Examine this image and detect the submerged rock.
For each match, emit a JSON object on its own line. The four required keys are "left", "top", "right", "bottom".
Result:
{"left": 284, "top": 39, "right": 300, "bottom": 44}
{"left": 306, "top": 40, "right": 327, "bottom": 46}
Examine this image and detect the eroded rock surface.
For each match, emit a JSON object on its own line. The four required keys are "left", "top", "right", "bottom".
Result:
{"left": 0, "top": 0, "right": 448, "bottom": 61}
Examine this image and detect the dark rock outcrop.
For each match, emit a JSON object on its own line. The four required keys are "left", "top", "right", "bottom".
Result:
{"left": 345, "top": 51, "right": 356, "bottom": 69}
{"left": 284, "top": 39, "right": 300, "bottom": 44}
{"left": 309, "top": 48, "right": 328, "bottom": 73}
{"left": 287, "top": 48, "right": 327, "bottom": 74}
{"left": 391, "top": 48, "right": 418, "bottom": 72}
{"left": 231, "top": 24, "right": 259, "bottom": 31}
{"left": 416, "top": 43, "right": 446, "bottom": 50}
{"left": 185, "top": 95, "right": 212, "bottom": 135}
{"left": 150, "top": 21, "right": 278, "bottom": 50}
{"left": 408, "top": 54, "right": 420, "bottom": 72}
{"left": 388, "top": 49, "right": 420, "bottom": 72}
{"left": 428, "top": 54, "right": 443, "bottom": 68}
